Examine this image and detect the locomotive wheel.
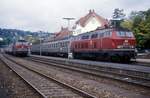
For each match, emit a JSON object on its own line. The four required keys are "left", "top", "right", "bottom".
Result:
{"left": 110, "top": 55, "right": 121, "bottom": 62}
{"left": 123, "top": 56, "right": 130, "bottom": 63}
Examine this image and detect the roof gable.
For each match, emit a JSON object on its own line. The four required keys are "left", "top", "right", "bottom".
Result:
{"left": 76, "top": 10, "right": 108, "bottom": 27}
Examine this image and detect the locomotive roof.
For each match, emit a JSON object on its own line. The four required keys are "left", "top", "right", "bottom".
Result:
{"left": 74, "top": 27, "right": 131, "bottom": 37}
{"left": 75, "top": 28, "right": 113, "bottom": 37}
{"left": 18, "top": 40, "right": 27, "bottom": 42}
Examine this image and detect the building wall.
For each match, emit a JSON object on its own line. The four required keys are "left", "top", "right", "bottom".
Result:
{"left": 73, "top": 17, "right": 102, "bottom": 36}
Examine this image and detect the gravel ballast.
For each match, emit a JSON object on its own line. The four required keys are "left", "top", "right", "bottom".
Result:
{"left": 0, "top": 59, "right": 42, "bottom": 98}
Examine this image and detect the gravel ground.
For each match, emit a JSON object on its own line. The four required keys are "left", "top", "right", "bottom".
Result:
{"left": 11, "top": 56, "right": 150, "bottom": 98}
{"left": 0, "top": 59, "right": 42, "bottom": 98}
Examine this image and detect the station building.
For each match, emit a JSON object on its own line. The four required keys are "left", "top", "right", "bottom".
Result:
{"left": 73, "top": 9, "right": 109, "bottom": 36}
{"left": 53, "top": 9, "right": 109, "bottom": 41}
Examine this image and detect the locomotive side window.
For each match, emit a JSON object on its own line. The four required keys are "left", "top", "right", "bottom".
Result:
{"left": 99, "top": 33, "right": 104, "bottom": 37}
{"left": 117, "top": 31, "right": 134, "bottom": 37}
{"left": 104, "top": 32, "right": 112, "bottom": 37}
{"left": 117, "top": 31, "right": 126, "bottom": 37}
{"left": 91, "top": 34, "right": 98, "bottom": 39}
{"left": 81, "top": 35, "right": 89, "bottom": 39}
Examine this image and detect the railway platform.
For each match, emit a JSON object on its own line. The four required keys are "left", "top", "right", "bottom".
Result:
{"left": 31, "top": 55, "right": 150, "bottom": 74}
{"left": 136, "top": 58, "right": 150, "bottom": 64}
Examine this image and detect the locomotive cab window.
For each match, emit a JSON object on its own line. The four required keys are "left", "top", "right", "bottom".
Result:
{"left": 126, "top": 32, "right": 134, "bottom": 37}
{"left": 117, "top": 31, "right": 126, "bottom": 37}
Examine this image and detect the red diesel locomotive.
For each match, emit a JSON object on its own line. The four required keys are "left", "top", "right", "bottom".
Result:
{"left": 5, "top": 40, "right": 30, "bottom": 56}
{"left": 71, "top": 28, "right": 136, "bottom": 61}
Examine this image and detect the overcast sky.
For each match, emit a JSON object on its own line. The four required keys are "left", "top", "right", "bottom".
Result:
{"left": 0, "top": 0, "right": 150, "bottom": 32}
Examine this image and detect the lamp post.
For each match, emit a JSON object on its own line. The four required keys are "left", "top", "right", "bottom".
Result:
{"left": 63, "top": 18, "right": 75, "bottom": 30}
{"left": 39, "top": 31, "right": 42, "bottom": 56}
{"left": 62, "top": 17, "right": 75, "bottom": 59}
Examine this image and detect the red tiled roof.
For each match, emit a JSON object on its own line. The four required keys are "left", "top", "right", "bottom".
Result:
{"left": 54, "top": 27, "right": 72, "bottom": 40}
{"left": 76, "top": 10, "right": 108, "bottom": 27}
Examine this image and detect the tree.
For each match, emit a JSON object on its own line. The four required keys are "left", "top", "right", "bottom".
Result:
{"left": 129, "top": 9, "right": 150, "bottom": 48}
{"left": 112, "top": 8, "right": 126, "bottom": 28}
{"left": 113, "top": 8, "right": 126, "bottom": 19}
{"left": 120, "top": 20, "right": 133, "bottom": 30}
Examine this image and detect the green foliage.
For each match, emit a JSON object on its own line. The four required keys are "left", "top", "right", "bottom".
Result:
{"left": 120, "top": 9, "right": 150, "bottom": 49}
{"left": 112, "top": 8, "right": 126, "bottom": 28}
{"left": 120, "top": 20, "right": 133, "bottom": 30}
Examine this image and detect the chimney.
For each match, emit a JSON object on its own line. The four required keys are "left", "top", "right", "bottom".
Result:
{"left": 92, "top": 9, "right": 95, "bottom": 13}
{"left": 89, "top": 9, "right": 92, "bottom": 13}
{"left": 61, "top": 26, "right": 64, "bottom": 30}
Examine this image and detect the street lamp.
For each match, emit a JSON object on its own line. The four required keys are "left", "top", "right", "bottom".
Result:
{"left": 63, "top": 18, "right": 75, "bottom": 30}
{"left": 39, "top": 31, "right": 42, "bottom": 56}
{"left": 62, "top": 17, "right": 75, "bottom": 59}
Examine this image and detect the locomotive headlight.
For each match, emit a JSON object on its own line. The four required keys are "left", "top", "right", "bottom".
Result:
{"left": 117, "top": 45, "right": 122, "bottom": 48}
{"left": 124, "top": 40, "right": 128, "bottom": 43}
{"left": 131, "top": 46, "right": 134, "bottom": 48}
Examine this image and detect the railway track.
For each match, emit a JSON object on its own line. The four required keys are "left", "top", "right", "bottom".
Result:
{"left": 27, "top": 55, "right": 150, "bottom": 88}
{"left": 0, "top": 54, "right": 96, "bottom": 98}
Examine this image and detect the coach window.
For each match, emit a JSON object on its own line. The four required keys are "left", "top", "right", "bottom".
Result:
{"left": 64, "top": 42, "right": 67, "bottom": 47}
{"left": 63, "top": 43, "right": 65, "bottom": 47}
{"left": 91, "top": 34, "right": 98, "bottom": 39}
{"left": 53, "top": 44, "right": 55, "bottom": 48}
{"left": 54, "top": 43, "right": 56, "bottom": 48}
{"left": 55, "top": 43, "right": 56, "bottom": 48}
{"left": 60, "top": 42, "right": 62, "bottom": 47}
{"left": 56, "top": 43, "right": 58, "bottom": 47}
{"left": 56, "top": 43, "right": 57, "bottom": 47}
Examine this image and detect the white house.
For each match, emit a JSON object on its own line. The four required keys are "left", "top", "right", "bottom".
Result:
{"left": 73, "top": 10, "right": 109, "bottom": 36}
